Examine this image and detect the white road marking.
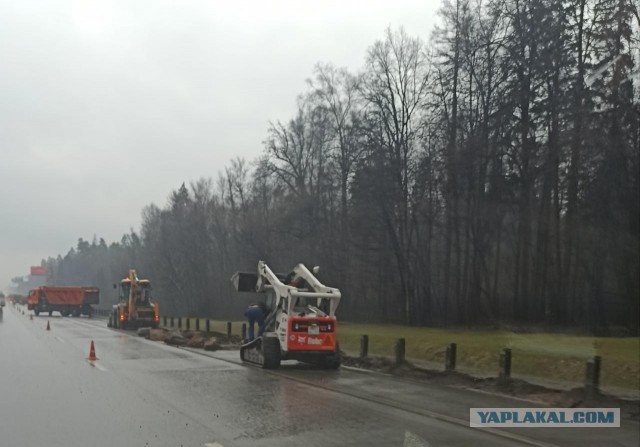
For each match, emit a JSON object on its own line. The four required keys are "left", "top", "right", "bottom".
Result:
{"left": 55, "top": 336, "right": 66, "bottom": 344}
{"left": 89, "top": 361, "right": 108, "bottom": 372}
{"left": 204, "top": 443, "right": 224, "bottom": 447}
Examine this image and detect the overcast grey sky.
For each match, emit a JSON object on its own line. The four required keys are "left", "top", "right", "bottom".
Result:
{"left": 0, "top": 0, "right": 439, "bottom": 290}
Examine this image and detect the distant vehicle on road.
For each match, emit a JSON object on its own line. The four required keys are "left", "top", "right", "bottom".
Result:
{"left": 27, "top": 286, "right": 99, "bottom": 317}
{"left": 9, "top": 294, "right": 28, "bottom": 305}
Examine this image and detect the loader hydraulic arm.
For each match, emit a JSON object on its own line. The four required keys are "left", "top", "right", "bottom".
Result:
{"left": 127, "top": 269, "right": 139, "bottom": 320}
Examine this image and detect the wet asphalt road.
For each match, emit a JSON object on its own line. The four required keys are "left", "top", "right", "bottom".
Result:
{"left": 1, "top": 305, "right": 637, "bottom": 447}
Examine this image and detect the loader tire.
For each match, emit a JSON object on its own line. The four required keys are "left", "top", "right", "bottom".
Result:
{"left": 262, "top": 337, "right": 281, "bottom": 370}
{"left": 320, "top": 353, "right": 341, "bottom": 370}
{"left": 319, "top": 342, "right": 341, "bottom": 369}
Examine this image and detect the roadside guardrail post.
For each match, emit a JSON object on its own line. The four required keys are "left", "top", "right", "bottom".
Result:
{"left": 499, "top": 348, "right": 512, "bottom": 383}
{"left": 163, "top": 316, "right": 167, "bottom": 327}
{"left": 445, "top": 342, "right": 457, "bottom": 372}
{"left": 186, "top": 318, "right": 190, "bottom": 331}
{"left": 178, "top": 317, "right": 182, "bottom": 329}
{"left": 241, "top": 323, "right": 247, "bottom": 340}
{"left": 170, "top": 317, "right": 174, "bottom": 328}
{"left": 360, "top": 335, "right": 369, "bottom": 359}
{"left": 226, "top": 321, "right": 232, "bottom": 338}
{"left": 195, "top": 319, "right": 200, "bottom": 331}
{"left": 394, "top": 338, "right": 406, "bottom": 365}
{"left": 585, "top": 355, "right": 601, "bottom": 400}
{"left": 205, "top": 319, "right": 210, "bottom": 333}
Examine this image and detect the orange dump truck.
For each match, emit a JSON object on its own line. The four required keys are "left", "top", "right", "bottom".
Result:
{"left": 28, "top": 286, "right": 99, "bottom": 317}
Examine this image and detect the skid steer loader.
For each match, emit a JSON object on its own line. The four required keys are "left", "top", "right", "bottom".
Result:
{"left": 231, "top": 261, "right": 341, "bottom": 369}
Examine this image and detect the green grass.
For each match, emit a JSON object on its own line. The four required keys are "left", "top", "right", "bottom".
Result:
{"left": 336, "top": 322, "right": 640, "bottom": 391}
{"left": 164, "top": 317, "right": 639, "bottom": 391}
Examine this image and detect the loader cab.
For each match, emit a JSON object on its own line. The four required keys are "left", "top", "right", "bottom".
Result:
{"left": 119, "top": 279, "right": 152, "bottom": 305}
{"left": 136, "top": 283, "right": 152, "bottom": 305}
{"left": 292, "top": 295, "right": 315, "bottom": 313}
{"left": 291, "top": 295, "right": 333, "bottom": 316}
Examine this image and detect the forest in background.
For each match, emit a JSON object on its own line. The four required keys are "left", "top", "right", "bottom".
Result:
{"left": 35, "top": 0, "right": 639, "bottom": 334}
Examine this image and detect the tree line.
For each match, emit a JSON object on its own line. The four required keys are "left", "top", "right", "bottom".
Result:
{"left": 44, "top": 0, "right": 639, "bottom": 334}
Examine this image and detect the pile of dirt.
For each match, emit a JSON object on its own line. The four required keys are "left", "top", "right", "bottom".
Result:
{"left": 164, "top": 329, "right": 187, "bottom": 346}
{"left": 204, "top": 337, "right": 222, "bottom": 351}
{"left": 141, "top": 327, "right": 241, "bottom": 351}
{"left": 149, "top": 328, "right": 167, "bottom": 341}
{"left": 342, "top": 354, "right": 640, "bottom": 421}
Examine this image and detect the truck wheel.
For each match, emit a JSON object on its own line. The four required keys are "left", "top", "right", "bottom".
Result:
{"left": 107, "top": 315, "right": 112, "bottom": 328}
{"left": 262, "top": 337, "right": 281, "bottom": 370}
{"left": 48, "top": 311, "right": 53, "bottom": 317}
{"left": 34, "top": 309, "right": 40, "bottom": 316}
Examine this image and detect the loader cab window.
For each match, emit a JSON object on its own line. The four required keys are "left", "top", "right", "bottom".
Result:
{"left": 137, "top": 285, "right": 151, "bottom": 304}
{"left": 293, "top": 296, "right": 330, "bottom": 316}
{"left": 317, "top": 297, "right": 330, "bottom": 315}
{"left": 120, "top": 282, "right": 130, "bottom": 302}
{"left": 293, "top": 296, "right": 311, "bottom": 313}
{"left": 293, "top": 296, "right": 317, "bottom": 312}
{"left": 120, "top": 282, "right": 151, "bottom": 304}
{"left": 265, "top": 289, "right": 276, "bottom": 315}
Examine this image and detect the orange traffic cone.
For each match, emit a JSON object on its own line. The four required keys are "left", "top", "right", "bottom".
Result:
{"left": 88, "top": 340, "right": 98, "bottom": 361}
{"left": 46, "top": 320, "right": 50, "bottom": 331}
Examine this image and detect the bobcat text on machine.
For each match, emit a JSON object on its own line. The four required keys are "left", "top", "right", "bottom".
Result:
{"left": 231, "top": 261, "right": 341, "bottom": 369}
{"left": 108, "top": 269, "right": 159, "bottom": 330}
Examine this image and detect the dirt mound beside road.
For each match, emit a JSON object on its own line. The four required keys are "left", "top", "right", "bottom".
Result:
{"left": 342, "top": 355, "right": 640, "bottom": 421}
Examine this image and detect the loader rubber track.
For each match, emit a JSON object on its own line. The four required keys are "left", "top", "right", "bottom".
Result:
{"left": 240, "top": 336, "right": 281, "bottom": 369}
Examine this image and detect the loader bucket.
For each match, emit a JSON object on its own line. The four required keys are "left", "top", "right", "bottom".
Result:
{"left": 231, "top": 272, "right": 259, "bottom": 293}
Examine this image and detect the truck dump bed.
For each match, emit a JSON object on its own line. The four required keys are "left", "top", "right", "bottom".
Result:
{"left": 30, "top": 287, "right": 100, "bottom": 306}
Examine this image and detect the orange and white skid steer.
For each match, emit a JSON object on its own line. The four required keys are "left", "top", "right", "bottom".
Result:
{"left": 231, "top": 261, "right": 342, "bottom": 369}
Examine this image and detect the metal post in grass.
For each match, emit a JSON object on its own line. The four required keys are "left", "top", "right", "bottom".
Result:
{"left": 186, "top": 318, "right": 190, "bottom": 331}
{"left": 171, "top": 317, "right": 174, "bottom": 328}
{"left": 241, "top": 323, "right": 247, "bottom": 340}
{"left": 178, "top": 317, "right": 182, "bottom": 329}
{"left": 394, "top": 338, "right": 406, "bottom": 365}
{"left": 163, "top": 316, "right": 167, "bottom": 327}
{"left": 585, "top": 355, "right": 601, "bottom": 400}
{"left": 360, "top": 335, "right": 369, "bottom": 359}
{"left": 226, "top": 321, "right": 232, "bottom": 338}
{"left": 499, "top": 348, "right": 512, "bottom": 383}
{"left": 445, "top": 342, "right": 457, "bottom": 372}
{"left": 195, "top": 319, "right": 200, "bottom": 331}
{"left": 205, "top": 319, "right": 210, "bottom": 333}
